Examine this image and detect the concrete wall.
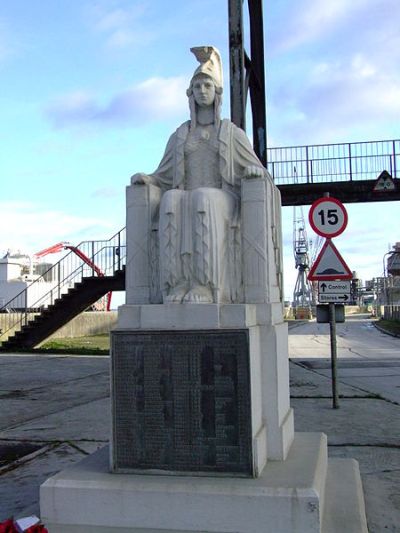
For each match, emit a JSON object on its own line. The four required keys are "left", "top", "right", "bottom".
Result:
{"left": 50, "top": 311, "right": 118, "bottom": 338}
{"left": 0, "top": 311, "right": 118, "bottom": 341}
{"left": 2, "top": 304, "right": 384, "bottom": 343}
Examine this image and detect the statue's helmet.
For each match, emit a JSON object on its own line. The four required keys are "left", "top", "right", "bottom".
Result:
{"left": 187, "top": 46, "right": 223, "bottom": 96}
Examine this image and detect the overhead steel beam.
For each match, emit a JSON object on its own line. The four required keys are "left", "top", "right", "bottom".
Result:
{"left": 278, "top": 179, "right": 400, "bottom": 206}
{"left": 228, "top": 0, "right": 246, "bottom": 132}
{"left": 228, "top": 0, "right": 267, "bottom": 166}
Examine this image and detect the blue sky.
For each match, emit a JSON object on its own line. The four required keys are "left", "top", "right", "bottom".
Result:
{"left": 1, "top": 0, "right": 399, "bottom": 302}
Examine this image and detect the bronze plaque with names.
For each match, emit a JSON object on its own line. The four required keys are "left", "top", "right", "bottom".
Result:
{"left": 111, "top": 329, "right": 252, "bottom": 476}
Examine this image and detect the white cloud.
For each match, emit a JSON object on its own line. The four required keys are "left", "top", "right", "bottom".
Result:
{"left": 45, "top": 91, "right": 99, "bottom": 127}
{"left": 94, "top": 7, "right": 132, "bottom": 32}
{"left": 266, "top": 0, "right": 400, "bottom": 144}
{"left": 269, "top": 0, "right": 396, "bottom": 55}
{"left": 87, "top": 3, "right": 155, "bottom": 50}
{"left": 301, "top": 55, "right": 400, "bottom": 120}
{"left": 270, "top": 0, "right": 362, "bottom": 53}
{"left": 0, "top": 201, "right": 112, "bottom": 256}
{"left": 268, "top": 51, "right": 400, "bottom": 144}
{"left": 106, "top": 28, "right": 137, "bottom": 49}
{"left": 0, "top": 18, "right": 16, "bottom": 64}
{"left": 126, "top": 76, "right": 188, "bottom": 119}
{"left": 351, "top": 54, "right": 376, "bottom": 79}
{"left": 45, "top": 76, "right": 188, "bottom": 128}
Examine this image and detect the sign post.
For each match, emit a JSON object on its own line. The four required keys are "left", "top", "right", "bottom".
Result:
{"left": 308, "top": 196, "right": 351, "bottom": 409}
{"left": 329, "top": 303, "right": 339, "bottom": 409}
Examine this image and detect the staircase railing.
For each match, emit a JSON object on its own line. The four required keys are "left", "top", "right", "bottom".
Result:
{"left": 0, "top": 227, "right": 126, "bottom": 345}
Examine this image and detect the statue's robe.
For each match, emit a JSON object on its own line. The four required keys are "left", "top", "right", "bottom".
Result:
{"left": 148, "top": 119, "right": 268, "bottom": 303}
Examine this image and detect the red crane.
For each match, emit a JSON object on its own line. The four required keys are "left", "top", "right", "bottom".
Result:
{"left": 34, "top": 242, "right": 112, "bottom": 311}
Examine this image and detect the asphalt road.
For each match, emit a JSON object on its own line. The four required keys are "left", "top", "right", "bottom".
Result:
{"left": 289, "top": 313, "right": 400, "bottom": 360}
{"left": 288, "top": 314, "right": 400, "bottom": 532}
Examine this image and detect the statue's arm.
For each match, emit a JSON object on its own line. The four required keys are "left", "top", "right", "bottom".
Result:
{"left": 131, "top": 172, "right": 157, "bottom": 186}
{"left": 231, "top": 124, "right": 269, "bottom": 181}
{"left": 243, "top": 165, "right": 265, "bottom": 179}
{"left": 130, "top": 130, "right": 179, "bottom": 189}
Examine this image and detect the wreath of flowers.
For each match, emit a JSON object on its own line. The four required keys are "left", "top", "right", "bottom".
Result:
{"left": 0, "top": 519, "right": 48, "bottom": 533}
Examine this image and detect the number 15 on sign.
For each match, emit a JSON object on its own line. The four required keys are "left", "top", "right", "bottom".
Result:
{"left": 309, "top": 197, "right": 348, "bottom": 238}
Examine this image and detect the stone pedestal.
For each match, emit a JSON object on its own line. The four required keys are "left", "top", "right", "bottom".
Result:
{"left": 40, "top": 433, "right": 368, "bottom": 533}
{"left": 40, "top": 303, "right": 369, "bottom": 532}
{"left": 113, "top": 303, "right": 294, "bottom": 468}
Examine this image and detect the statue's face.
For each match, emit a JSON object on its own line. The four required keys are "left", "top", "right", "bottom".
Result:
{"left": 192, "top": 75, "right": 216, "bottom": 107}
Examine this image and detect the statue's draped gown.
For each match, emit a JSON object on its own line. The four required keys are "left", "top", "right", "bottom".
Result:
{"left": 148, "top": 118, "right": 266, "bottom": 303}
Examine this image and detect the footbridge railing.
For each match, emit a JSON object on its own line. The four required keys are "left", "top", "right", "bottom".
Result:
{"left": 267, "top": 139, "right": 399, "bottom": 185}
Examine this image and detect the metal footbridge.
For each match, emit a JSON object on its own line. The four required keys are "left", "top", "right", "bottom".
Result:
{"left": 269, "top": 138, "right": 400, "bottom": 206}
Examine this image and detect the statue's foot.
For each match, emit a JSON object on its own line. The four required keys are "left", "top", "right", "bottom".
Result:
{"left": 163, "top": 284, "right": 188, "bottom": 303}
{"left": 183, "top": 285, "right": 213, "bottom": 303}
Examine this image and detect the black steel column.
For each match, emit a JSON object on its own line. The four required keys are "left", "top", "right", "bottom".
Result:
{"left": 248, "top": 0, "right": 267, "bottom": 166}
{"left": 228, "top": 0, "right": 267, "bottom": 166}
{"left": 228, "top": 0, "right": 246, "bottom": 132}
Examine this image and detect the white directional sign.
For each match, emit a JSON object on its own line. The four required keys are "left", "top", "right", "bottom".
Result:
{"left": 318, "top": 281, "right": 351, "bottom": 294}
{"left": 309, "top": 197, "right": 348, "bottom": 238}
{"left": 319, "top": 293, "right": 350, "bottom": 303}
{"left": 318, "top": 280, "right": 351, "bottom": 303}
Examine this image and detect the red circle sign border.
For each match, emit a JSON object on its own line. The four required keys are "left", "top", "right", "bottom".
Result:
{"left": 309, "top": 197, "right": 348, "bottom": 238}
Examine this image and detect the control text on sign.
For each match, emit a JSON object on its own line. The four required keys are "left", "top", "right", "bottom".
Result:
{"left": 318, "top": 281, "right": 351, "bottom": 294}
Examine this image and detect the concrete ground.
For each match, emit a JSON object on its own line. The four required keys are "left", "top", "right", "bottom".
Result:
{"left": 0, "top": 351, "right": 399, "bottom": 532}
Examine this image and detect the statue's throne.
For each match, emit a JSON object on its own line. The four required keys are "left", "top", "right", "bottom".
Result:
{"left": 125, "top": 176, "right": 283, "bottom": 307}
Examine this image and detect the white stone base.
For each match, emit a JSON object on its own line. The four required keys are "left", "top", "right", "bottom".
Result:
{"left": 114, "top": 303, "right": 294, "bottom": 462}
{"left": 40, "top": 432, "right": 368, "bottom": 533}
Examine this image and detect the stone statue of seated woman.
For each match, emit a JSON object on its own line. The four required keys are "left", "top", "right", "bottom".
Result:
{"left": 129, "top": 46, "right": 280, "bottom": 305}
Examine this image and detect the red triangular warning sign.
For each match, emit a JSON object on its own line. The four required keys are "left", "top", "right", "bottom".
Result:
{"left": 308, "top": 239, "right": 352, "bottom": 281}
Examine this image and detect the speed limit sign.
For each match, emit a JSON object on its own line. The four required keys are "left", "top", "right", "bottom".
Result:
{"left": 309, "top": 197, "right": 348, "bottom": 238}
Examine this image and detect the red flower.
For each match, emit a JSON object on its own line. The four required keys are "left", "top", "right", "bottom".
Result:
{"left": 0, "top": 520, "right": 48, "bottom": 533}
{"left": 0, "top": 519, "right": 18, "bottom": 533}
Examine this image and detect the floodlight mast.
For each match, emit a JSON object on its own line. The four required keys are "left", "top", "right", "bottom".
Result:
{"left": 228, "top": 0, "right": 267, "bottom": 166}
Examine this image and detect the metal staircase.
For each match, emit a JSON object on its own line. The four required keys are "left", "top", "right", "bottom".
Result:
{"left": 0, "top": 228, "right": 126, "bottom": 350}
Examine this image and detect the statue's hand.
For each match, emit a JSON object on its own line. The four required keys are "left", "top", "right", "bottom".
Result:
{"left": 244, "top": 165, "right": 265, "bottom": 179}
{"left": 131, "top": 173, "right": 153, "bottom": 185}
